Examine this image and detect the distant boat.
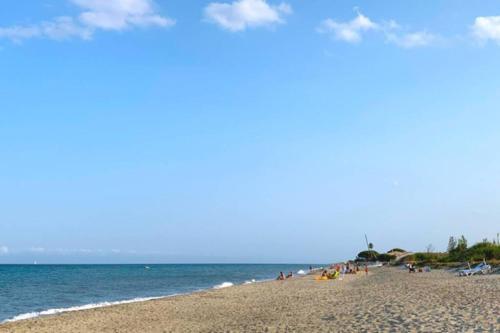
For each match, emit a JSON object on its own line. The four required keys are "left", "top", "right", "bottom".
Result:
{"left": 145, "top": 266, "right": 151, "bottom": 270}
{"left": 33, "top": 261, "right": 37, "bottom": 265}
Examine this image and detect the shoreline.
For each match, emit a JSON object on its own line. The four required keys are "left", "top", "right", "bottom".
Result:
{"left": 0, "top": 271, "right": 319, "bottom": 330}
{"left": 1, "top": 267, "right": 498, "bottom": 332}
{"left": 1, "top": 277, "right": 274, "bottom": 324}
{"left": 1, "top": 269, "right": 313, "bottom": 325}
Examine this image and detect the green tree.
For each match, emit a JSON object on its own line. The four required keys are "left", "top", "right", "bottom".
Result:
{"left": 447, "top": 236, "right": 457, "bottom": 253}
{"left": 456, "top": 235, "right": 468, "bottom": 252}
{"left": 357, "top": 250, "right": 379, "bottom": 261}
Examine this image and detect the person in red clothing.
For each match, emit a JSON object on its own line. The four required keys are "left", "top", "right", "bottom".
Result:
{"left": 364, "top": 265, "right": 368, "bottom": 275}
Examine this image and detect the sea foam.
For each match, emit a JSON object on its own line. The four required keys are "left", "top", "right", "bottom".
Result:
{"left": 213, "top": 282, "right": 234, "bottom": 289}
{"left": 297, "top": 270, "right": 307, "bottom": 275}
{"left": 2, "top": 296, "right": 166, "bottom": 323}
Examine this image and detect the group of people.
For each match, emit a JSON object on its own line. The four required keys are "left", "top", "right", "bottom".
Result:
{"left": 331, "top": 262, "right": 369, "bottom": 275}
{"left": 277, "top": 262, "right": 371, "bottom": 281}
{"left": 319, "top": 269, "right": 339, "bottom": 280}
{"left": 317, "top": 265, "right": 348, "bottom": 280}
{"left": 407, "top": 263, "right": 428, "bottom": 273}
{"left": 343, "top": 262, "right": 361, "bottom": 274}
{"left": 277, "top": 271, "right": 294, "bottom": 280}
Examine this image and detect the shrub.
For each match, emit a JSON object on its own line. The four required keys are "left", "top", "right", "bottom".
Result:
{"left": 406, "top": 240, "right": 500, "bottom": 264}
{"left": 414, "top": 252, "right": 444, "bottom": 262}
{"left": 377, "top": 253, "right": 396, "bottom": 262}
{"left": 465, "top": 241, "right": 500, "bottom": 260}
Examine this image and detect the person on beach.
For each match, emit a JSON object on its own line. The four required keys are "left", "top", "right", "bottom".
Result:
{"left": 364, "top": 265, "right": 368, "bottom": 275}
{"left": 286, "top": 272, "right": 293, "bottom": 279}
{"left": 277, "top": 272, "right": 285, "bottom": 280}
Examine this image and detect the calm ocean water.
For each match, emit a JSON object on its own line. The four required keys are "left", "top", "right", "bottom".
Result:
{"left": 0, "top": 264, "right": 312, "bottom": 322}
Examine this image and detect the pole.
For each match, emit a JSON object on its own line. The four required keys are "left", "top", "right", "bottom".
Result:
{"left": 364, "top": 234, "right": 369, "bottom": 274}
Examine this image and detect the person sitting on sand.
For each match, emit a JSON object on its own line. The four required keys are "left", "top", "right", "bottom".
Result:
{"left": 286, "top": 272, "right": 293, "bottom": 279}
{"left": 277, "top": 272, "right": 285, "bottom": 280}
{"left": 321, "top": 270, "right": 328, "bottom": 278}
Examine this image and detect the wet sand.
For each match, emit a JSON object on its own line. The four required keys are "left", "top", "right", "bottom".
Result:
{"left": 1, "top": 267, "right": 498, "bottom": 332}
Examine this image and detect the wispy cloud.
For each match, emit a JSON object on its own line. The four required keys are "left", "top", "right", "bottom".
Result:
{"left": 73, "top": 0, "right": 174, "bottom": 31}
{"left": 204, "top": 0, "right": 292, "bottom": 32}
{"left": 0, "top": 0, "right": 174, "bottom": 43}
{"left": 471, "top": 16, "right": 500, "bottom": 44}
{"left": 317, "top": 10, "right": 438, "bottom": 49}
{"left": 385, "top": 31, "right": 436, "bottom": 49}
{"left": 317, "top": 11, "right": 378, "bottom": 43}
{"left": 0, "top": 17, "right": 90, "bottom": 42}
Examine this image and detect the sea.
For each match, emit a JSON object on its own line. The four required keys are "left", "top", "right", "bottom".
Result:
{"left": 0, "top": 264, "right": 313, "bottom": 323}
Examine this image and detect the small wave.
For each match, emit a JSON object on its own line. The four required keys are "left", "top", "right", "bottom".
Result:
{"left": 243, "top": 279, "right": 256, "bottom": 285}
{"left": 297, "top": 270, "right": 307, "bottom": 275}
{"left": 213, "top": 282, "right": 234, "bottom": 289}
{"left": 3, "top": 296, "right": 166, "bottom": 323}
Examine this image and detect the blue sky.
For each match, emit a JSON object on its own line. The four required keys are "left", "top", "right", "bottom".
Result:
{"left": 1, "top": 0, "right": 499, "bottom": 263}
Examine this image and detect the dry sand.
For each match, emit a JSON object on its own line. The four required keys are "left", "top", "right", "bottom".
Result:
{"left": 1, "top": 267, "right": 498, "bottom": 332}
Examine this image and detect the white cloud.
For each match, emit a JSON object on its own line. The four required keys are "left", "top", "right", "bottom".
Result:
{"left": 0, "top": 0, "right": 173, "bottom": 43}
{"left": 73, "top": 0, "right": 174, "bottom": 30}
{"left": 0, "top": 17, "right": 91, "bottom": 43}
{"left": 0, "top": 246, "right": 9, "bottom": 254}
{"left": 386, "top": 31, "right": 436, "bottom": 48}
{"left": 471, "top": 16, "right": 500, "bottom": 43}
{"left": 317, "top": 12, "right": 378, "bottom": 43}
{"left": 318, "top": 10, "right": 437, "bottom": 48}
{"left": 0, "top": 26, "right": 41, "bottom": 42}
{"left": 43, "top": 16, "right": 93, "bottom": 40}
{"left": 204, "top": 0, "right": 292, "bottom": 32}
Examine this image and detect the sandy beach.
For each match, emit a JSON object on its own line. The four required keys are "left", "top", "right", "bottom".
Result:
{"left": 1, "top": 267, "right": 498, "bottom": 333}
